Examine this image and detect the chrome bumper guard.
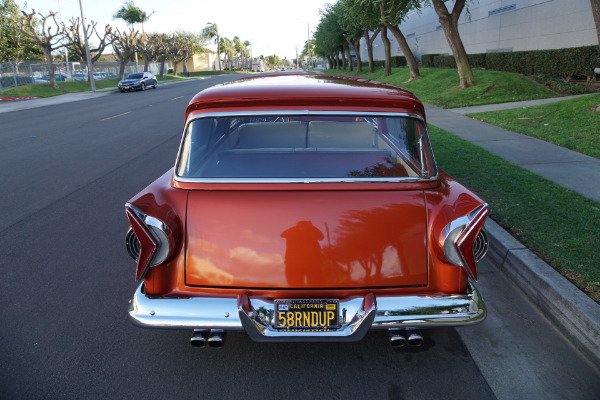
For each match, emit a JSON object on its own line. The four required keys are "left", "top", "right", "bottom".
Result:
{"left": 128, "top": 282, "right": 486, "bottom": 342}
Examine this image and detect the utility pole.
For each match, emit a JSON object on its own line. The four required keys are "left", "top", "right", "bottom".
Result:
{"left": 57, "top": 0, "right": 70, "bottom": 80}
{"left": 78, "top": 0, "right": 95, "bottom": 92}
{"left": 306, "top": 22, "right": 310, "bottom": 71}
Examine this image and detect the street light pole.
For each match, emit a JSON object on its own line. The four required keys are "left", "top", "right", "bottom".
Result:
{"left": 78, "top": 0, "right": 95, "bottom": 92}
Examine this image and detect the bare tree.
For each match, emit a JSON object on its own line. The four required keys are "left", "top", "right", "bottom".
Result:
{"left": 110, "top": 27, "right": 138, "bottom": 80}
{"left": 152, "top": 33, "right": 170, "bottom": 77}
{"left": 14, "top": 9, "right": 67, "bottom": 89}
{"left": 63, "top": 17, "right": 114, "bottom": 81}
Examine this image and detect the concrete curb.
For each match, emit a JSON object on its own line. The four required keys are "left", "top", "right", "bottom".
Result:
{"left": 485, "top": 219, "right": 600, "bottom": 372}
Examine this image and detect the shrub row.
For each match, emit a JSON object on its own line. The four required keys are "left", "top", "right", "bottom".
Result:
{"left": 424, "top": 45, "right": 599, "bottom": 78}
{"left": 361, "top": 55, "right": 407, "bottom": 69}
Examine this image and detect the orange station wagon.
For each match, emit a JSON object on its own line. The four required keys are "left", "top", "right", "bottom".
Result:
{"left": 125, "top": 74, "right": 489, "bottom": 347}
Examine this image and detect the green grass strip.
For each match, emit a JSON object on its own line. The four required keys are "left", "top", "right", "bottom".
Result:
{"left": 429, "top": 124, "right": 600, "bottom": 302}
{"left": 324, "top": 67, "right": 556, "bottom": 108}
{"left": 468, "top": 93, "right": 600, "bottom": 159}
{"left": 1, "top": 70, "right": 243, "bottom": 98}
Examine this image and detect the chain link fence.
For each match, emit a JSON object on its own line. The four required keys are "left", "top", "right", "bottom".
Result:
{"left": 0, "top": 60, "right": 170, "bottom": 94}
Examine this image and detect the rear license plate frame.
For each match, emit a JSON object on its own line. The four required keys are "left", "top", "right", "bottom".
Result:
{"left": 274, "top": 299, "right": 340, "bottom": 330}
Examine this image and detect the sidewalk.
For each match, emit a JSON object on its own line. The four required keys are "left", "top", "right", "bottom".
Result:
{"left": 424, "top": 103, "right": 600, "bottom": 202}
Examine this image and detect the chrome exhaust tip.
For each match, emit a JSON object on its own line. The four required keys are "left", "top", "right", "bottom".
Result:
{"left": 389, "top": 329, "right": 406, "bottom": 347}
{"left": 190, "top": 329, "right": 208, "bottom": 347}
{"left": 406, "top": 329, "right": 423, "bottom": 347}
{"left": 208, "top": 329, "right": 225, "bottom": 348}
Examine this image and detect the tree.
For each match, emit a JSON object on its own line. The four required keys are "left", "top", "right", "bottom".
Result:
{"left": 171, "top": 31, "right": 206, "bottom": 75}
{"left": 233, "top": 36, "right": 243, "bottom": 68}
{"left": 13, "top": 9, "right": 67, "bottom": 89}
{"left": 202, "top": 22, "right": 220, "bottom": 70}
{"left": 113, "top": 1, "right": 153, "bottom": 29}
{"left": 336, "top": 0, "right": 364, "bottom": 73}
{"left": 113, "top": 1, "right": 153, "bottom": 72}
{"left": 219, "top": 37, "right": 234, "bottom": 69}
{"left": 430, "top": 0, "right": 474, "bottom": 88}
{"left": 63, "top": 17, "right": 114, "bottom": 80}
{"left": 1, "top": 0, "right": 43, "bottom": 63}
{"left": 110, "top": 27, "right": 138, "bottom": 79}
{"left": 243, "top": 40, "right": 251, "bottom": 69}
{"left": 314, "top": 4, "right": 345, "bottom": 70}
{"left": 138, "top": 32, "right": 164, "bottom": 72}
{"left": 152, "top": 33, "right": 171, "bottom": 77}
{"left": 591, "top": 0, "right": 600, "bottom": 46}
{"left": 377, "top": 0, "right": 422, "bottom": 81}
{"left": 343, "top": 0, "right": 381, "bottom": 74}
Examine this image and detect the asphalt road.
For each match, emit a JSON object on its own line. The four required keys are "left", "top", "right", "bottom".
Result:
{"left": 1, "top": 76, "right": 599, "bottom": 399}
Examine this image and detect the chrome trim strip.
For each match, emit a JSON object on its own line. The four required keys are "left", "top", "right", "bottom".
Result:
{"left": 128, "top": 283, "right": 486, "bottom": 339}
{"left": 173, "top": 110, "right": 438, "bottom": 184}
{"left": 174, "top": 176, "right": 439, "bottom": 184}
{"left": 184, "top": 110, "right": 426, "bottom": 126}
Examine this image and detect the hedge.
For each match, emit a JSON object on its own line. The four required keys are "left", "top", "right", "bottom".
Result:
{"left": 361, "top": 55, "right": 407, "bottom": 70}
{"left": 423, "top": 45, "right": 600, "bottom": 78}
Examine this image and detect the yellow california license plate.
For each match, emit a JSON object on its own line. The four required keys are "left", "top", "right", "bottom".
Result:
{"left": 275, "top": 299, "right": 339, "bottom": 330}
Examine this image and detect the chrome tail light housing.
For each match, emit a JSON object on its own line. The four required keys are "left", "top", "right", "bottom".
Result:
{"left": 439, "top": 204, "right": 489, "bottom": 281}
{"left": 125, "top": 203, "right": 172, "bottom": 282}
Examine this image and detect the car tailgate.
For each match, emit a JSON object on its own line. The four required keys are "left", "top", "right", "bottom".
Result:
{"left": 185, "top": 190, "right": 428, "bottom": 289}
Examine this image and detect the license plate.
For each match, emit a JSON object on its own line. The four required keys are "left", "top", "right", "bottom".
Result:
{"left": 274, "top": 299, "right": 339, "bottom": 330}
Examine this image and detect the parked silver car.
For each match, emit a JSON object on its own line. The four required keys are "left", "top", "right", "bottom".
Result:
{"left": 118, "top": 72, "right": 158, "bottom": 92}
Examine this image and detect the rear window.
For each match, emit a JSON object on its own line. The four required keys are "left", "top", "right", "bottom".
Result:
{"left": 176, "top": 114, "right": 437, "bottom": 180}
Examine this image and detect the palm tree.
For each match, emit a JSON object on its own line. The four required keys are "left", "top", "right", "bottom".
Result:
{"left": 113, "top": 1, "right": 153, "bottom": 29}
{"left": 219, "top": 37, "right": 233, "bottom": 69}
{"left": 202, "top": 22, "right": 220, "bottom": 71}
{"left": 113, "top": 1, "right": 154, "bottom": 72}
{"left": 233, "top": 36, "right": 242, "bottom": 68}
{"left": 243, "top": 40, "right": 251, "bottom": 70}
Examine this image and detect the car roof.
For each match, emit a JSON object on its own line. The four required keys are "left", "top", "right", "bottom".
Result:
{"left": 186, "top": 74, "right": 424, "bottom": 120}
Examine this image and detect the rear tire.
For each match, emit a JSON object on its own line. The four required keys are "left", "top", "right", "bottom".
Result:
{"left": 141, "top": 83, "right": 146, "bottom": 91}
{"left": 153, "top": 81, "right": 158, "bottom": 89}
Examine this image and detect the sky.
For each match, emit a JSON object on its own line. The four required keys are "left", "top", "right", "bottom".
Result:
{"left": 21, "top": 0, "right": 334, "bottom": 60}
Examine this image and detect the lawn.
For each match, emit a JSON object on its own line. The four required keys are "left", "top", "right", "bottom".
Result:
{"left": 323, "top": 67, "right": 557, "bottom": 108}
{"left": 468, "top": 93, "right": 600, "bottom": 159}
{"left": 0, "top": 71, "right": 242, "bottom": 98}
{"left": 1, "top": 78, "right": 120, "bottom": 97}
{"left": 429, "top": 125, "right": 600, "bottom": 302}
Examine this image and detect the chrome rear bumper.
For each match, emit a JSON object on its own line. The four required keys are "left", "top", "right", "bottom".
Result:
{"left": 128, "top": 282, "right": 486, "bottom": 342}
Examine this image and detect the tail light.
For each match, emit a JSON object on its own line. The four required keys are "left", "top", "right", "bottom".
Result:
{"left": 439, "top": 204, "right": 489, "bottom": 281}
{"left": 125, "top": 203, "right": 172, "bottom": 282}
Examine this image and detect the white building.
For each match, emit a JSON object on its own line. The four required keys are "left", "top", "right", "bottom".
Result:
{"left": 361, "top": 0, "right": 597, "bottom": 61}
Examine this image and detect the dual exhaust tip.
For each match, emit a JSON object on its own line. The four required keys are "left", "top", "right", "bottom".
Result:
{"left": 190, "top": 329, "right": 224, "bottom": 348}
{"left": 191, "top": 328, "right": 423, "bottom": 347}
{"left": 389, "top": 328, "right": 423, "bottom": 347}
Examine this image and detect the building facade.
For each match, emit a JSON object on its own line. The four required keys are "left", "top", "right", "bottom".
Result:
{"left": 175, "top": 51, "right": 220, "bottom": 73}
{"left": 361, "top": 0, "right": 597, "bottom": 61}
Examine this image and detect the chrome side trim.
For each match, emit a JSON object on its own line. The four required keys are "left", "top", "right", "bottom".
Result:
{"left": 128, "top": 283, "right": 486, "bottom": 339}
{"left": 173, "top": 110, "right": 438, "bottom": 184}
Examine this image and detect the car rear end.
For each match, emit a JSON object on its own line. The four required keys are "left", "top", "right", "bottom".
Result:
{"left": 124, "top": 75, "right": 489, "bottom": 346}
